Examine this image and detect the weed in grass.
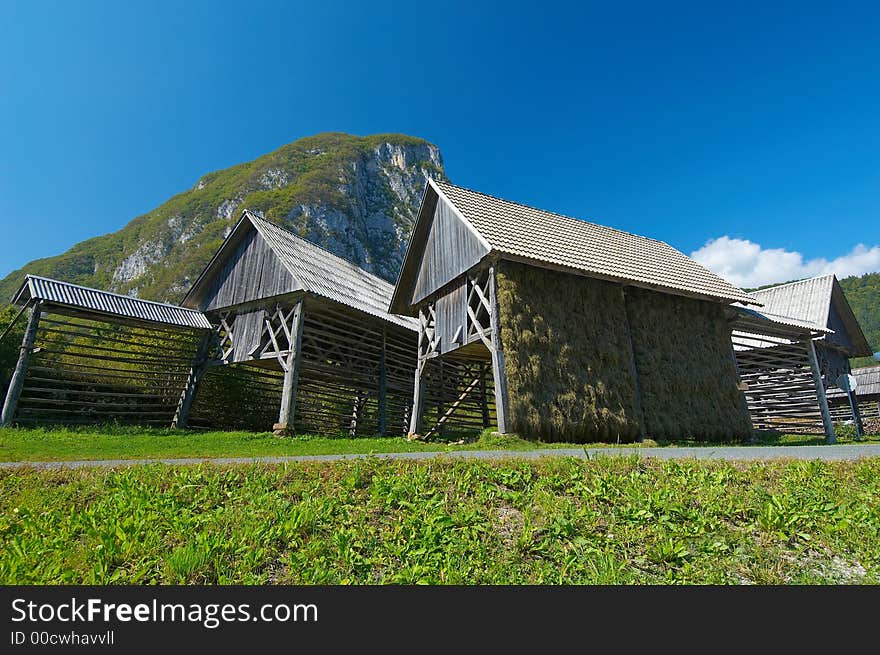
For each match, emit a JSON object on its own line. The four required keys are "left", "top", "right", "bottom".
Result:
{"left": 1, "top": 457, "right": 879, "bottom": 584}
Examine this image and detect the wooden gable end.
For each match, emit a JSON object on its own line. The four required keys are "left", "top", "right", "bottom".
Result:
{"left": 200, "top": 226, "right": 300, "bottom": 312}
{"left": 826, "top": 300, "right": 856, "bottom": 353}
{"left": 825, "top": 280, "right": 871, "bottom": 356}
{"left": 410, "top": 193, "right": 489, "bottom": 305}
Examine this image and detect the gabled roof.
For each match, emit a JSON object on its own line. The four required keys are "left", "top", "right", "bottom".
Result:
{"left": 390, "top": 180, "right": 759, "bottom": 314}
{"left": 183, "top": 211, "right": 416, "bottom": 330}
{"left": 748, "top": 274, "right": 871, "bottom": 356}
{"left": 13, "top": 275, "right": 212, "bottom": 330}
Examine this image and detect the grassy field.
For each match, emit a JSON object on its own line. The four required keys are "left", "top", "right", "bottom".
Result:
{"left": 1, "top": 456, "right": 878, "bottom": 584}
{"left": 0, "top": 426, "right": 583, "bottom": 462}
{"left": 1, "top": 425, "right": 878, "bottom": 463}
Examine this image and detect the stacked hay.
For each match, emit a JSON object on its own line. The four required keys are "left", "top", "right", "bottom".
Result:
{"left": 624, "top": 287, "right": 752, "bottom": 441}
{"left": 495, "top": 261, "right": 641, "bottom": 442}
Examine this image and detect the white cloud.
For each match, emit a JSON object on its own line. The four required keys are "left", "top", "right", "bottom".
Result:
{"left": 691, "top": 236, "right": 880, "bottom": 288}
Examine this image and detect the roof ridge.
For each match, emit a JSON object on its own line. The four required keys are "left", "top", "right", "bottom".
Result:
{"left": 24, "top": 274, "right": 205, "bottom": 313}
{"left": 243, "top": 210, "right": 394, "bottom": 289}
{"left": 751, "top": 273, "right": 836, "bottom": 293}
{"left": 434, "top": 179, "right": 672, "bottom": 249}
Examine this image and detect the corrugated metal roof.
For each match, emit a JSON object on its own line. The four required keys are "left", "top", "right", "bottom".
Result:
{"left": 433, "top": 180, "right": 758, "bottom": 305}
{"left": 247, "top": 213, "right": 417, "bottom": 330}
{"left": 827, "top": 366, "right": 880, "bottom": 398}
{"left": 853, "top": 367, "right": 880, "bottom": 396}
{"left": 732, "top": 305, "right": 832, "bottom": 334}
{"left": 747, "top": 274, "right": 871, "bottom": 356}
{"left": 13, "top": 275, "right": 212, "bottom": 330}
{"left": 748, "top": 275, "right": 835, "bottom": 329}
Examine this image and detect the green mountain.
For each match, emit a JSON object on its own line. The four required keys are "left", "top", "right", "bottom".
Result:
{"left": 839, "top": 272, "right": 880, "bottom": 367}
{"left": 0, "top": 132, "right": 445, "bottom": 304}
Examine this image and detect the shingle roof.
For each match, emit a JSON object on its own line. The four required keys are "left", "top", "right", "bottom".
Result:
{"left": 432, "top": 180, "right": 758, "bottom": 305}
{"left": 12, "top": 275, "right": 212, "bottom": 330}
{"left": 748, "top": 275, "right": 835, "bottom": 329}
{"left": 247, "top": 212, "right": 416, "bottom": 330}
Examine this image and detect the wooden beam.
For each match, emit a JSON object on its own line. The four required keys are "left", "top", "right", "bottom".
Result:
{"left": 408, "top": 309, "right": 427, "bottom": 437}
{"left": 171, "top": 330, "right": 216, "bottom": 429}
{"left": 276, "top": 299, "right": 305, "bottom": 432}
{"left": 1, "top": 302, "right": 42, "bottom": 427}
{"left": 806, "top": 339, "right": 836, "bottom": 444}
{"left": 488, "top": 265, "right": 510, "bottom": 434}
{"left": 378, "top": 325, "right": 388, "bottom": 436}
{"left": 424, "top": 375, "right": 483, "bottom": 440}
{"left": 480, "top": 363, "right": 490, "bottom": 428}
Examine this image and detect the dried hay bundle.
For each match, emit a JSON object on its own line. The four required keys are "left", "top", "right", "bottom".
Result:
{"left": 624, "top": 287, "right": 752, "bottom": 441}
{"left": 495, "top": 261, "right": 641, "bottom": 443}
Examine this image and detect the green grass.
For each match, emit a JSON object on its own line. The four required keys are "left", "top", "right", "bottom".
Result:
{"left": 1, "top": 425, "right": 878, "bottom": 463}
{"left": 2, "top": 456, "right": 878, "bottom": 584}
{"left": 0, "top": 426, "right": 580, "bottom": 462}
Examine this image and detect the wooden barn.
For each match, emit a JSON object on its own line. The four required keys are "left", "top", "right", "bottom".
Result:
{"left": 1, "top": 275, "right": 213, "bottom": 428}
{"left": 389, "top": 180, "right": 759, "bottom": 442}
{"left": 749, "top": 275, "right": 871, "bottom": 385}
{"left": 1, "top": 211, "right": 481, "bottom": 435}
{"left": 728, "top": 306, "right": 839, "bottom": 439}
{"left": 179, "top": 210, "right": 480, "bottom": 435}
{"left": 730, "top": 275, "right": 872, "bottom": 439}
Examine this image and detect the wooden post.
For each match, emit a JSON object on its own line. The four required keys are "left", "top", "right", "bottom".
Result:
{"left": 725, "top": 324, "right": 756, "bottom": 442}
{"left": 620, "top": 287, "right": 647, "bottom": 441}
{"left": 408, "top": 308, "right": 426, "bottom": 437}
{"left": 277, "top": 299, "right": 305, "bottom": 433}
{"left": 480, "top": 363, "right": 490, "bottom": 428}
{"left": 806, "top": 339, "right": 836, "bottom": 444}
{"left": 437, "top": 360, "right": 445, "bottom": 437}
{"left": 488, "top": 265, "right": 510, "bottom": 434}
{"left": 171, "top": 330, "right": 215, "bottom": 429}
{"left": 377, "top": 326, "right": 387, "bottom": 436}
{"left": 1, "top": 301, "right": 41, "bottom": 428}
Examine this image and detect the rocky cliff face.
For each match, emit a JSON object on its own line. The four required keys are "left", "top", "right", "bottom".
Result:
{"left": 0, "top": 132, "right": 446, "bottom": 303}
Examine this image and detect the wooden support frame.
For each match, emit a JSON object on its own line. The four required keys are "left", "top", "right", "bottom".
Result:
{"left": 410, "top": 264, "right": 509, "bottom": 438}
{"left": 1, "top": 301, "right": 42, "bottom": 427}
{"left": 731, "top": 318, "right": 840, "bottom": 441}
{"left": 377, "top": 326, "right": 388, "bottom": 436}
{"left": 408, "top": 305, "right": 432, "bottom": 436}
{"left": 806, "top": 339, "right": 836, "bottom": 444}
{"left": 171, "top": 330, "right": 216, "bottom": 429}
{"left": 277, "top": 299, "right": 305, "bottom": 432}
{"left": 480, "top": 363, "right": 490, "bottom": 428}
{"left": 487, "top": 264, "right": 510, "bottom": 434}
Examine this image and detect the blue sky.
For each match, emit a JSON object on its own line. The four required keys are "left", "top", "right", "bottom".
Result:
{"left": 1, "top": 0, "right": 878, "bottom": 286}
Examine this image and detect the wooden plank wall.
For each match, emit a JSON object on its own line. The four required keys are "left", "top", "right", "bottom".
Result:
{"left": 434, "top": 278, "right": 468, "bottom": 354}
{"left": 189, "top": 364, "right": 285, "bottom": 431}
{"left": 293, "top": 300, "right": 416, "bottom": 436}
{"left": 825, "top": 303, "right": 856, "bottom": 355}
{"left": 733, "top": 339, "right": 825, "bottom": 432}
{"left": 203, "top": 228, "right": 298, "bottom": 311}
{"left": 411, "top": 197, "right": 488, "bottom": 305}
{"left": 230, "top": 307, "right": 265, "bottom": 363}
{"left": 13, "top": 311, "right": 203, "bottom": 426}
